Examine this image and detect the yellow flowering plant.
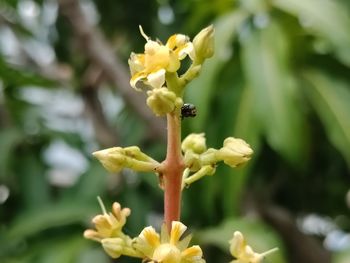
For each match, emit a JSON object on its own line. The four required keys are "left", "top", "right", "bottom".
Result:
{"left": 84, "top": 25, "right": 277, "bottom": 262}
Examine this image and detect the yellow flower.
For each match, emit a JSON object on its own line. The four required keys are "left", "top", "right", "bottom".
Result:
{"left": 84, "top": 200, "right": 130, "bottom": 242}
{"left": 229, "top": 231, "right": 278, "bottom": 263}
{"left": 133, "top": 221, "right": 205, "bottom": 263}
{"left": 129, "top": 26, "right": 194, "bottom": 91}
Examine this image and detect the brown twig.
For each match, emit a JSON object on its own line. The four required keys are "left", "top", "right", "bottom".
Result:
{"left": 57, "top": 0, "right": 166, "bottom": 141}
{"left": 81, "top": 64, "right": 119, "bottom": 147}
{"left": 258, "top": 204, "right": 331, "bottom": 263}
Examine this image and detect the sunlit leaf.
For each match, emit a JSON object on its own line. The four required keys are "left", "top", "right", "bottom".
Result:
{"left": 274, "top": 0, "right": 350, "bottom": 66}
{"left": 0, "top": 128, "right": 23, "bottom": 180}
{"left": 196, "top": 217, "right": 286, "bottom": 263}
{"left": 222, "top": 87, "right": 262, "bottom": 216}
{"left": 303, "top": 70, "right": 350, "bottom": 167}
{"left": 5, "top": 202, "right": 96, "bottom": 241}
{"left": 186, "top": 10, "right": 249, "bottom": 131}
{"left": 0, "top": 58, "right": 55, "bottom": 87}
{"left": 241, "top": 21, "right": 307, "bottom": 165}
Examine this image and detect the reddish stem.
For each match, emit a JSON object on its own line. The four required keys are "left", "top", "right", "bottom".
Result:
{"left": 163, "top": 112, "right": 184, "bottom": 232}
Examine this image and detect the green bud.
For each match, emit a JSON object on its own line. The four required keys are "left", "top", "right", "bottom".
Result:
{"left": 146, "top": 87, "right": 180, "bottom": 116}
{"left": 193, "top": 25, "right": 214, "bottom": 63}
{"left": 181, "top": 133, "right": 207, "bottom": 154}
{"left": 218, "top": 137, "right": 253, "bottom": 168}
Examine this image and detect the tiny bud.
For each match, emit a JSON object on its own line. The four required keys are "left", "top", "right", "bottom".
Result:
{"left": 146, "top": 87, "right": 179, "bottom": 116}
{"left": 218, "top": 137, "right": 253, "bottom": 168}
{"left": 229, "top": 231, "right": 245, "bottom": 258}
{"left": 181, "top": 133, "right": 207, "bottom": 154}
{"left": 93, "top": 147, "right": 125, "bottom": 173}
{"left": 229, "top": 231, "right": 278, "bottom": 263}
{"left": 183, "top": 151, "right": 201, "bottom": 172}
{"left": 193, "top": 25, "right": 215, "bottom": 63}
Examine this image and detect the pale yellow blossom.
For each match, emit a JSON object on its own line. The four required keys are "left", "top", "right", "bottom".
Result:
{"left": 84, "top": 200, "right": 130, "bottom": 242}
{"left": 133, "top": 221, "right": 205, "bottom": 263}
{"left": 129, "top": 26, "right": 194, "bottom": 91}
{"left": 229, "top": 231, "right": 278, "bottom": 263}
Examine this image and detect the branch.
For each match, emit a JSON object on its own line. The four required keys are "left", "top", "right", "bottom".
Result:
{"left": 57, "top": 0, "right": 166, "bottom": 141}
{"left": 81, "top": 64, "right": 119, "bottom": 148}
{"left": 258, "top": 204, "right": 331, "bottom": 263}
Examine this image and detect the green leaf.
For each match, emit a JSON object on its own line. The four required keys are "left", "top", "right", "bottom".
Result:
{"left": 303, "top": 70, "right": 350, "bottom": 167}
{"left": 0, "top": 58, "right": 55, "bottom": 87}
{"left": 241, "top": 21, "right": 307, "bottom": 165}
{"left": 274, "top": 0, "right": 350, "bottom": 66}
{"left": 221, "top": 87, "right": 262, "bottom": 216}
{"left": 0, "top": 128, "right": 23, "bottom": 180}
{"left": 186, "top": 10, "right": 249, "bottom": 131}
{"left": 4, "top": 202, "right": 96, "bottom": 241}
{"left": 196, "top": 217, "right": 286, "bottom": 263}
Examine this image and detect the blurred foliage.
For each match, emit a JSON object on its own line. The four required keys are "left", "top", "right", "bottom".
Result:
{"left": 0, "top": 0, "right": 349, "bottom": 262}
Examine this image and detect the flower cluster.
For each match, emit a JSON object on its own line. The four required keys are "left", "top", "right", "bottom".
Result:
{"left": 84, "top": 201, "right": 276, "bottom": 263}
{"left": 84, "top": 201, "right": 205, "bottom": 262}
{"left": 84, "top": 25, "right": 278, "bottom": 263}
{"left": 128, "top": 25, "right": 214, "bottom": 116}
{"left": 181, "top": 133, "right": 253, "bottom": 188}
{"left": 84, "top": 199, "right": 142, "bottom": 259}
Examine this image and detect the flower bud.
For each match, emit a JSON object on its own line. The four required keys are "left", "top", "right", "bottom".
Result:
{"left": 193, "top": 25, "right": 215, "bottom": 63}
{"left": 93, "top": 147, "right": 125, "bottom": 173}
{"left": 181, "top": 133, "right": 207, "bottom": 154}
{"left": 146, "top": 87, "right": 179, "bottom": 116}
{"left": 229, "top": 231, "right": 245, "bottom": 258}
{"left": 183, "top": 151, "right": 201, "bottom": 172}
{"left": 229, "top": 231, "right": 278, "bottom": 263}
{"left": 101, "top": 238, "right": 125, "bottom": 258}
{"left": 218, "top": 137, "right": 253, "bottom": 168}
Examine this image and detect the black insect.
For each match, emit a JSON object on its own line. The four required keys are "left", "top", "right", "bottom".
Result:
{"left": 181, "top": 103, "right": 197, "bottom": 119}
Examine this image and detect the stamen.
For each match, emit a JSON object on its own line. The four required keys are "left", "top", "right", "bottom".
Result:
{"left": 97, "top": 196, "right": 107, "bottom": 215}
{"left": 139, "top": 25, "right": 150, "bottom": 41}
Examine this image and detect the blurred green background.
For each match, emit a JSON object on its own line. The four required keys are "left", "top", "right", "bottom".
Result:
{"left": 0, "top": 0, "right": 349, "bottom": 262}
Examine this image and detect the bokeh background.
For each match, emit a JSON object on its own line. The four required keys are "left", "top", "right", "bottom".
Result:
{"left": 0, "top": 0, "right": 349, "bottom": 262}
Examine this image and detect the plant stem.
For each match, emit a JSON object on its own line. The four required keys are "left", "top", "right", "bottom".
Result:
{"left": 163, "top": 111, "right": 184, "bottom": 232}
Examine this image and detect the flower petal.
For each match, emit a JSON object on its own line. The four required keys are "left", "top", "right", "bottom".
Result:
{"left": 128, "top": 53, "right": 145, "bottom": 75}
{"left": 170, "top": 221, "right": 187, "bottom": 245}
{"left": 147, "top": 69, "right": 166, "bottom": 89}
{"left": 176, "top": 42, "right": 194, "bottom": 60}
{"left": 181, "top": 245, "right": 203, "bottom": 261}
{"left": 134, "top": 226, "right": 160, "bottom": 257}
{"left": 130, "top": 71, "right": 148, "bottom": 90}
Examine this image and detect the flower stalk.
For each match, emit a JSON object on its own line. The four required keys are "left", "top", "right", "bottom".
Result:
{"left": 163, "top": 111, "right": 185, "bottom": 231}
